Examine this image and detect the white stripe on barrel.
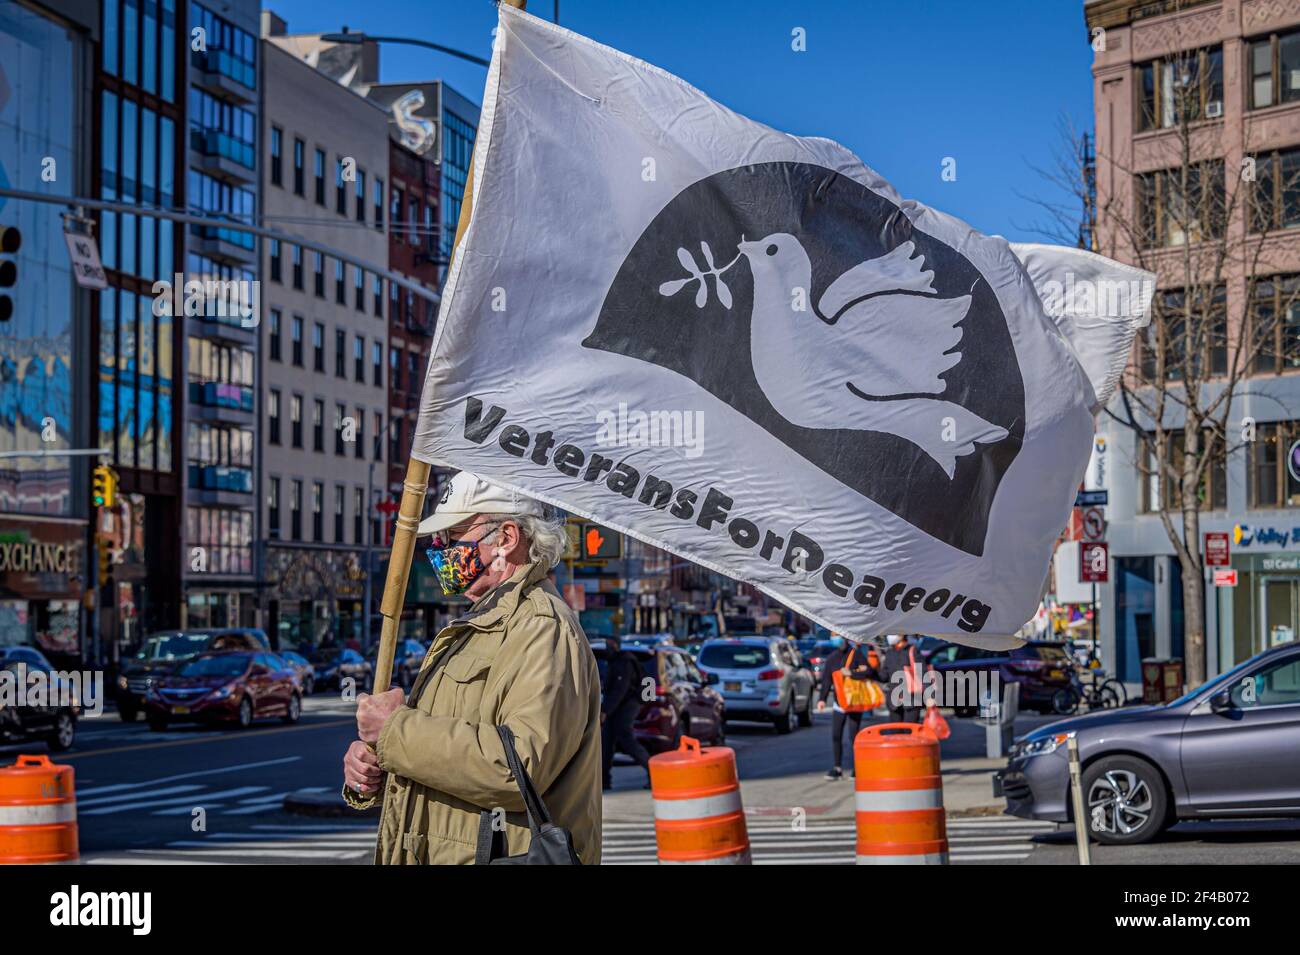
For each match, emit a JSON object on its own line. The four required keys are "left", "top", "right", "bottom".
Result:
{"left": 854, "top": 788, "right": 942, "bottom": 813}
{"left": 0, "top": 801, "right": 78, "bottom": 826}
{"left": 652, "top": 789, "right": 743, "bottom": 821}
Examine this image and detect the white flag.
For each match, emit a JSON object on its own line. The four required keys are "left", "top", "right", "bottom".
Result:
{"left": 411, "top": 6, "right": 1153, "bottom": 648}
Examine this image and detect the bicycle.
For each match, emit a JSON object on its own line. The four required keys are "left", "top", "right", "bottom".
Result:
{"left": 1051, "top": 663, "right": 1126, "bottom": 715}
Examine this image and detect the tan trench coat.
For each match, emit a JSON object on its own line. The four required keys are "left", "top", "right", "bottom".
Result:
{"left": 344, "top": 560, "right": 602, "bottom": 863}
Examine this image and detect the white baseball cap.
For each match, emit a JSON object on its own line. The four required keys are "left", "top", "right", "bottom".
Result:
{"left": 416, "top": 471, "right": 544, "bottom": 538}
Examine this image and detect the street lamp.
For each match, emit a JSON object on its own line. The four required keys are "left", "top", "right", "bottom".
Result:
{"left": 320, "top": 28, "right": 491, "bottom": 68}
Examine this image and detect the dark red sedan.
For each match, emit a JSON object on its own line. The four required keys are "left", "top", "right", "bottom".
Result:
{"left": 145, "top": 651, "right": 301, "bottom": 731}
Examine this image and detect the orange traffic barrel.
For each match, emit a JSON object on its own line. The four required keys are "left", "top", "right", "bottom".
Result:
{"left": 0, "top": 754, "right": 79, "bottom": 863}
{"left": 853, "top": 723, "right": 947, "bottom": 864}
{"left": 649, "top": 736, "right": 750, "bottom": 864}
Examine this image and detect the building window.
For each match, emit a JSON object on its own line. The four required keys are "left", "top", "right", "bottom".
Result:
{"left": 185, "top": 507, "right": 253, "bottom": 575}
{"left": 1250, "top": 146, "right": 1300, "bottom": 234}
{"left": 1248, "top": 421, "right": 1300, "bottom": 508}
{"left": 390, "top": 417, "right": 403, "bottom": 463}
{"left": 312, "top": 482, "right": 324, "bottom": 542}
{"left": 1135, "top": 46, "right": 1223, "bottom": 132}
{"left": 312, "top": 399, "right": 325, "bottom": 452}
{"left": 425, "top": 202, "right": 436, "bottom": 254}
{"left": 334, "top": 485, "right": 345, "bottom": 542}
{"left": 269, "top": 238, "right": 282, "bottom": 282}
{"left": 1252, "top": 275, "right": 1300, "bottom": 374}
{"left": 270, "top": 126, "right": 283, "bottom": 186}
{"left": 354, "top": 487, "right": 364, "bottom": 543}
{"left": 293, "top": 137, "right": 305, "bottom": 196}
{"left": 1248, "top": 27, "right": 1300, "bottom": 110}
{"left": 268, "top": 389, "right": 281, "bottom": 445}
{"left": 291, "top": 315, "right": 304, "bottom": 366}
{"left": 373, "top": 411, "right": 383, "bottom": 461}
{"left": 189, "top": 87, "right": 255, "bottom": 168}
{"left": 268, "top": 309, "right": 282, "bottom": 362}
{"left": 390, "top": 347, "right": 402, "bottom": 392}
{"left": 356, "top": 169, "right": 367, "bottom": 223}
{"left": 1138, "top": 287, "right": 1227, "bottom": 381}
{"left": 186, "top": 423, "right": 254, "bottom": 493}
{"left": 1141, "top": 430, "right": 1227, "bottom": 512}
{"left": 335, "top": 258, "right": 346, "bottom": 305}
{"left": 291, "top": 480, "right": 302, "bottom": 540}
{"left": 291, "top": 394, "right": 303, "bottom": 448}
{"left": 1136, "top": 161, "right": 1225, "bottom": 248}
{"left": 313, "top": 322, "right": 325, "bottom": 372}
{"left": 355, "top": 409, "right": 365, "bottom": 461}
{"left": 268, "top": 477, "right": 281, "bottom": 539}
{"left": 335, "top": 403, "right": 347, "bottom": 456}
{"left": 372, "top": 341, "right": 383, "bottom": 387}
{"left": 336, "top": 156, "right": 347, "bottom": 214}
{"left": 355, "top": 267, "right": 365, "bottom": 311}
{"left": 314, "top": 252, "right": 325, "bottom": 298}
{"left": 391, "top": 185, "right": 404, "bottom": 242}
{"left": 292, "top": 244, "right": 304, "bottom": 290}
{"left": 409, "top": 350, "right": 421, "bottom": 387}
{"left": 373, "top": 275, "right": 383, "bottom": 317}
{"left": 374, "top": 177, "right": 385, "bottom": 229}
{"left": 314, "top": 147, "right": 326, "bottom": 205}
{"left": 334, "top": 328, "right": 346, "bottom": 377}
{"left": 354, "top": 334, "right": 365, "bottom": 382}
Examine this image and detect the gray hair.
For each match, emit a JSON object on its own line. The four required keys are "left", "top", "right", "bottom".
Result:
{"left": 485, "top": 507, "right": 568, "bottom": 569}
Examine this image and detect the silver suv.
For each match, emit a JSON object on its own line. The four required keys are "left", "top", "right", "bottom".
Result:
{"left": 696, "top": 636, "right": 815, "bottom": 733}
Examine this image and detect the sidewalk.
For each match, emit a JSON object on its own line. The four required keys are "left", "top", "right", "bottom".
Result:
{"left": 601, "top": 712, "right": 1056, "bottom": 823}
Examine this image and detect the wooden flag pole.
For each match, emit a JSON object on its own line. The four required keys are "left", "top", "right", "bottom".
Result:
{"left": 372, "top": 0, "right": 526, "bottom": 694}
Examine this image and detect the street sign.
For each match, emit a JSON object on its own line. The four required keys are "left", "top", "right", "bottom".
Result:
{"left": 1081, "top": 507, "right": 1106, "bottom": 542}
{"left": 1213, "top": 569, "right": 1238, "bottom": 587}
{"left": 62, "top": 229, "right": 108, "bottom": 290}
{"left": 1079, "top": 541, "right": 1109, "bottom": 583}
{"left": 1074, "top": 489, "right": 1108, "bottom": 507}
{"left": 580, "top": 522, "right": 621, "bottom": 560}
{"left": 1204, "top": 532, "right": 1230, "bottom": 567}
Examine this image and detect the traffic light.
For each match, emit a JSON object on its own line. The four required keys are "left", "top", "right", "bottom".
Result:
{"left": 0, "top": 226, "right": 19, "bottom": 323}
{"left": 92, "top": 464, "right": 117, "bottom": 508}
{"left": 96, "top": 536, "right": 113, "bottom": 581}
{"left": 581, "top": 522, "right": 622, "bottom": 560}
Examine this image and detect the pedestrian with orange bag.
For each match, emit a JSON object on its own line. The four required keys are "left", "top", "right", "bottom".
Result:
{"left": 816, "top": 635, "right": 882, "bottom": 779}
{"left": 874, "top": 634, "right": 926, "bottom": 724}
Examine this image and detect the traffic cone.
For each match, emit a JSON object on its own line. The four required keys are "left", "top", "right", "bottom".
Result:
{"left": 0, "top": 754, "right": 79, "bottom": 863}
{"left": 649, "top": 735, "right": 750, "bottom": 864}
{"left": 853, "top": 723, "right": 948, "bottom": 864}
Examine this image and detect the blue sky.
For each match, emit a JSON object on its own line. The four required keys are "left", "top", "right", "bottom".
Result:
{"left": 265, "top": 0, "right": 1094, "bottom": 241}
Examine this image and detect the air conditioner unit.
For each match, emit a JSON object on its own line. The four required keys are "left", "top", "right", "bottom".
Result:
{"left": 1206, "top": 100, "right": 1223, "bottom": 118}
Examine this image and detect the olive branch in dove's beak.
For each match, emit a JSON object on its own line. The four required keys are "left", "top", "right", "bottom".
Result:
{"left": 658, "top": 239, "right": 744, "bottom": 310}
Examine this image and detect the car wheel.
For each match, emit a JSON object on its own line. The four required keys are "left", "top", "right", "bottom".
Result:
{"left": 237, "top": 697, "right": 254, "bottom": 729}
{"left": 1082, "top": 756, "right": 1169, "bottom": 846}
{"left": 1052, "top": 686, "right": 1081, "bottom": 715}
{"left": 147, "top": 714, "right": 168, "bottom": 732}
{"left": 775, "top": 698, "right": 795, "bottom": 734}
{"left": 48, "top": 712, "right": 76, "bottom": 751}
{"left": 118, "top": 702, "right": 138, "bottom": 722}
{"left": 798, "top": 692, "right": 814, "bottom": 727}
{"left": 283, "top": 693, "right": 301, "bottom": 724}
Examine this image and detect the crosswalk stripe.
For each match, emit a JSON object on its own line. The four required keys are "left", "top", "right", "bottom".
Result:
{"left": 78, "top": 784, "right": 206, "bottom": 808}
{"left": 80, "top": 786, "right": 267, "bottom": 816}
{"left": 130, "top": 846, "right": 366, "bottom": 860}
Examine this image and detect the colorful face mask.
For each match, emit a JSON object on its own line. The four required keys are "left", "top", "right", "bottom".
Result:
{"left": 427, "top": 526, "right": 497, "bottom": 595}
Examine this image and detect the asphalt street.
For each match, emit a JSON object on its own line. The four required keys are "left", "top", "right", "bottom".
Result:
{"left": 7, "top": 699, "right": 1296, "bottom": 865}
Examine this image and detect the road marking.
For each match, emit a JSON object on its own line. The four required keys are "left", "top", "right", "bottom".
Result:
{"left": 78, "top": 784, "right": 206, "bottom": 808}
{"left": 77, "top": 756, "right": 301, "bottom": 796}
{"left": 80, "top": 786, "right": 268, "bottom": 816}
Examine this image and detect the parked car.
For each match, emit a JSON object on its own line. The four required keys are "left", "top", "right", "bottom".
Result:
{"left": 310, "top": 647, "right": 373, "bottom": 693}
{"left": 145, "top": 651, "right": 301, "bottom": 731}
{"left": 927, "top": 640, "right": 1075, "bottom": 715}
{"left": 0, "top": 648, "right": 78, "bottom": 751}
{"left": 996, "top": 641, "right": 1300, "bottom": 845}
{"left": 696, "top": 636, "right": 815, "bottom": 733}
{"left": 276, "top": 650, "right": 315, "bottom": 695}
{"left": 592, "top": 639, "right": 725, "bottom": 752}
{"left": 366, "top": 640, "right": 427, "bottom": 691}
{"left": 115, "top": 628, "right": 269, "bottom": 722}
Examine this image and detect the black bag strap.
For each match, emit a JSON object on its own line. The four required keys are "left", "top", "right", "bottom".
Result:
{"left": 495, "top": 724, "right": 552, "bottom": 831}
